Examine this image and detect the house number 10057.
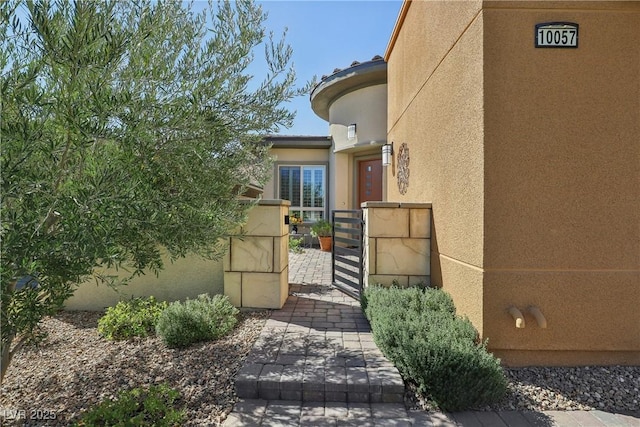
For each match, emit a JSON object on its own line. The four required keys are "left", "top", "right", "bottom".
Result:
{"left": 535, "top": 22, "right": 579, "bottom": 48}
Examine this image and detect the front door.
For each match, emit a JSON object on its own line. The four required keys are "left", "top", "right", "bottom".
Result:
{"left": 358, "top": 159, "right": 383, "bottom": 207}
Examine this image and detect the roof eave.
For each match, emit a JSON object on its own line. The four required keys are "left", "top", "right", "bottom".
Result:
{"left": 385, "top": 0, "right": 412, "bottom": 61}
{"left": 310, "top": 60, "right": 388, "bottom": 121}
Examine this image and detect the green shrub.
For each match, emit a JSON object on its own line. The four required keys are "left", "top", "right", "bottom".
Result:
{"left": 289, "top": 236, "right": 304, "bottom": 253}
{"left": 362, "top": 283, "right": 456, "bottom": 318}
{"left": 363, "top": 285, "right": 507, "bottom": 411}
{"left": 98, "top": 296, "right": 168, "bottom": 340}
{"left": 155, "top": 294, "right": 238, "bottom": 348}
{"left": 74, "top": 383, "right": 185, "bottom": 426}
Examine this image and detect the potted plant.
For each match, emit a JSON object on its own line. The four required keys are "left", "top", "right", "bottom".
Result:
{"left": 289, "top": 214, "right": 303, "bottom": 234}
{"left": 310, "top": 219, "right": 332, "bottom": 252}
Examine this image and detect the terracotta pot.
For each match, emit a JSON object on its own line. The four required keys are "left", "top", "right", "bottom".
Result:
{"left": 318, "top": 236, "right": 332, "bottom": 252}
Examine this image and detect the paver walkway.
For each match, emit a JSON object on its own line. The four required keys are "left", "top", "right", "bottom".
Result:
{"left": 234, "top": 283, "right": 405, "bottom": 403}
{"left": 224, "top": 249, "right": 640, "bottom": 426}
{"left": 224, "top": 401, "right": 639, "bottom": 426}
{"left": 288, "top": 247, "right": 332, "bottom": 286}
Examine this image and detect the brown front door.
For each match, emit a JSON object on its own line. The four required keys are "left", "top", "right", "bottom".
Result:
{"left": 358, "top": 159, "right": 383, "bottom": 207}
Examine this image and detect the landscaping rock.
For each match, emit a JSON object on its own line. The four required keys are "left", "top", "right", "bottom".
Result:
{"left": 0, "top": 310, "right": 269, "bottom": 426}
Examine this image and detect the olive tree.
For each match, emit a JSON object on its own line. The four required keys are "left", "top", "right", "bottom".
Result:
{"left": 0, "top": 0, "right": 310, "bottom": 383}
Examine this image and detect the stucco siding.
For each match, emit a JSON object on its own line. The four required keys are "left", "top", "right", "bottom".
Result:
{"left": 483, "top": 6, "right": 640, "bottom": 271}
{"left": 66, "top": 254, "right": 224, "bottom": 311}
{"left": 387, "top": 1, "right": 486, "bottom": 333}
{"left": 482, "top": 4, "right": 640, "bottom": 363}
{"left": 484, "top": 270, "right": 640, "bottom": 365}
{"left": 387, "top": 0, "right": 483, "bottom": 130}
{"left": 387, "top": 0, "right": 639, "bottom": 364}
{"left": 329, "top": 84, "right": 387, "bottom": 151}
{"left": 263, "top": 147, "right": 331, "bottom": 200}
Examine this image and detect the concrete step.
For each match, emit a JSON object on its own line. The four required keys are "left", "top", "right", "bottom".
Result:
{"left": 235, "top": 285, "right": 405, "bottom": 404}
{"left": 235, "top": 360, "right": 404, "bottom": 403}
{"left": 235, "top": 329, "right": 405, "bottom": 403}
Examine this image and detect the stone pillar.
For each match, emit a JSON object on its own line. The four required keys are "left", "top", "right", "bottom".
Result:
{"left": 224, "top": 200, "right": 290, "bottom": 309}
{"left": 362, "top": 202, "right": 431, "bottom": 288}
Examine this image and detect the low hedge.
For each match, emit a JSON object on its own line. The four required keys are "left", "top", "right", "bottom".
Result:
{"left": 362, "top": 285, "right": 507, "bottom": 411}
{"left": 98, "top": 296, "right": 168, "bottom": 340}
{"left": 155, "top": 294, "right": 238, "bottom": 348}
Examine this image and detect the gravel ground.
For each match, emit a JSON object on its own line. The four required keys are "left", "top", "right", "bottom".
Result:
{"left": 0, "top": 310, "right": 269, "bottom": 426}
{"left": 2, "top": 311, "right": 638, "bottom": 426}
{"left": 406, "top": 365, "right": 640, "bottom": 414}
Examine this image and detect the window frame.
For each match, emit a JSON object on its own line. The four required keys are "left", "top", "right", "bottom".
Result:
{"left": 276, "top": 163, "right": 328, "bottom": 222}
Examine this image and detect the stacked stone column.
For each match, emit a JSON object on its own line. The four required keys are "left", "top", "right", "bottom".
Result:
{"left": 362, "top": 202, "right": 431, "bottom": 288}
{"left": 224, "top": 200, "right": 290, "bottom": 309}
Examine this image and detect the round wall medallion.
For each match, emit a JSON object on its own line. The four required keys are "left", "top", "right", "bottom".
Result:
{"left": 397, "top": 143, "right": 410, "bottom": 195}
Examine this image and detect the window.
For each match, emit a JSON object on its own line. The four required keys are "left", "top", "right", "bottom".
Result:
{"left": 279, "top": 165, "right": 326, "bottom": 221}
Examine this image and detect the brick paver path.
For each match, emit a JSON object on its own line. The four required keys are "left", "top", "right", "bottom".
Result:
{"left": 224, "top": 248, "right": 640, "bottom": 426}
{"left": 288, "top": 248, "right": 332, "bottom": 286}
{"left": 234, "top": 283, "right": 405, "bottom": 404}
{"left": 224, "top": 401, "right": 639, "bottom": 426}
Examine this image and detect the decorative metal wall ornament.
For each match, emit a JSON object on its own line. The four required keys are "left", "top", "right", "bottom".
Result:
{"left": 397, "top": 143, "right": 409, "bottom": 195}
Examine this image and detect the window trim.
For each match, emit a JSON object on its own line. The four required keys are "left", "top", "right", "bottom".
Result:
{"left": 274, "top": 161, "right": 329, "bottom": 221}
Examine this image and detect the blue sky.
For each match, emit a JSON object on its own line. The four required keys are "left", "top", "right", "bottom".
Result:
{"left": 14, "top": 0, "right": 401, "bottom": 136}
{"left": 253, "top": 0, "right": 403, "bottom": 136}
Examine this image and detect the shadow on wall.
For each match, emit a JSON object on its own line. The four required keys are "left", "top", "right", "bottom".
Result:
{"left": 430, "top": 212, "right": 442, "bottom": 288}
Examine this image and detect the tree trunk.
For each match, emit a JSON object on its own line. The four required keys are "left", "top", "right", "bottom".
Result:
{"left": 0, "top": 335, "right": 16, "bottom": 385}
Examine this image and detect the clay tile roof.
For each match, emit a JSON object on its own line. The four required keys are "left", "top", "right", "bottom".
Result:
{"left": 323, "top": 56, "right": 384, "bottom": 80}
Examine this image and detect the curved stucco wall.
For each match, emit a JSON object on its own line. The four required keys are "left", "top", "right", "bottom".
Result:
{"left": 329, "top": 84, "right": 387, "bottom": 151}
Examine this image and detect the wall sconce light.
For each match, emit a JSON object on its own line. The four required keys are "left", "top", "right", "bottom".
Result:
{"left": 347, "top": 124, "right": 356, "bottom": 140}
{"left": 382, "top": 142, "right": 393, "bottom": 166}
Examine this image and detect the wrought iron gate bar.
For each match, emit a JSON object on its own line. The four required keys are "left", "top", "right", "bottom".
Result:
{"left": 334, "top": 226, "right": 356, "bottom": 234}
{"left": 333, "top": 246, "right": 360, "bottom": 257}
{"left": 331, "top": 216, "right": 361, "bottom": 224}
{"left": 334, "top": 236, "right": 361, "bottom": 246}
{"left": 331, "top": 210, "right": 364, "bottom": 300}
{"left": 333, "top": 255, "right": 360, "bottom": 269}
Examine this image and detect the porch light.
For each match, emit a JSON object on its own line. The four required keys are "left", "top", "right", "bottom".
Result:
{"left": 347, "top": 124, "right": 356, "bottom": 140}
{"left": 382, "top": 142, "right": 393, "bottom": 166}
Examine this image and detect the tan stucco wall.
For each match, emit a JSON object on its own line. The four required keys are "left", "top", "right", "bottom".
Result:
{"left": 481, "top": 2, "right": 640, "bottom": 365}
{"left": 386, "top": 1, "right": 487, "bottom": 333}
{"left": 331, "top": 149, "right": 383, "bottom": 212}
{"left": 329, "top": 84, "right": 388, "bottom": 151}
{"left": 387, "top": 0, "right": 640, "bottom": 365}
{"left": 332, "top": 151, "right": 352, "bottom": 211}
{"left": 263, "top": 147, "right": 331, "bottom": 200}
{"left": 66, "top": 252, "right": 224, "bottom": 311}
{"left": 387, "top": 0, "right": 483, "bottom": 129}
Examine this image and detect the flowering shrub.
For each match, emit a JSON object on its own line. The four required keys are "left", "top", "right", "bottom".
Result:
{"left": 290, "top": 215, "right": 303, "bottom": 225}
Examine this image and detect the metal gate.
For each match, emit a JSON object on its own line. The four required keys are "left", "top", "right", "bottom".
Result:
{"left": 331, "top": 210, "right": 364, "bottom": 299}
